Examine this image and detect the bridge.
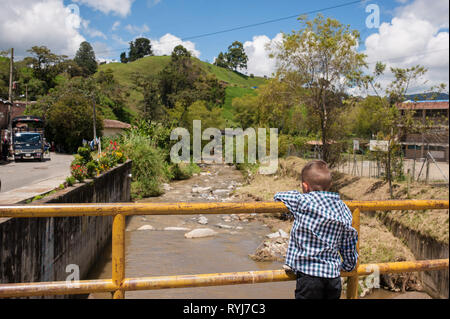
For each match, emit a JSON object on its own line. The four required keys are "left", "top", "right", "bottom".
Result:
{"left": 0, "top": 199, "right": 448, "bottom": 299}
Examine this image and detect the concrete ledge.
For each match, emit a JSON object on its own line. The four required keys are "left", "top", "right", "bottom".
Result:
{"left": 0, "top": 175, "right": 68, "bottom": 205}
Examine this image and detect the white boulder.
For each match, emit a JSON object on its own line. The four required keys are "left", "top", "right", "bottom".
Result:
{"left": 184, "top": 228, "right": 218, "bottom": 239}
{"left": 192, "top": 186, "right": 212, "bottom": 193}
{"left": 164, "top": 227, "right": 190, "bottom": 231}
{"left": 197, "top": 216, "right": 208, "bottom": 225}
{"left": 137, "top": 225, "right": 154, "bottom": 231}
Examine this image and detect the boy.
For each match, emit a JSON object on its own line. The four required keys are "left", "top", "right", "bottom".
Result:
{"left": 274, "top": 160, "right": 358, "bottom": 299}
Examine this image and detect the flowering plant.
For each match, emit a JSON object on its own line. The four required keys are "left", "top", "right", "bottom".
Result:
{"left": 69, "top": 140, "right": 127, "bottom": 182}
{"left": 71, "top": 164, "right": 88, "bottom": 182}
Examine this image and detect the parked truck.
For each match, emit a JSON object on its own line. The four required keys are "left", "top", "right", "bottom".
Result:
{"left": 12, "top": 116, "right": 46, "bottom": 162}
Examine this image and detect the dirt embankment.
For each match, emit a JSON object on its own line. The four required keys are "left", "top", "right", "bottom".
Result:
{"left": 233, "top": 157, "right": 449, "bottom": 297}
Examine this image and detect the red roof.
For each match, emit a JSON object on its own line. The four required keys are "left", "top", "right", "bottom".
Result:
{"left": 398, "top": 101, "right": 449, "bottom": 110}
{"left": 103, "top": 119, "right": 131, "bottom": 129}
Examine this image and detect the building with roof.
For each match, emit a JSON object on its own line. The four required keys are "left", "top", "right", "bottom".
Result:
{"left": 0, "top": 99, "right": 32, "bottom": 130}
{"left": 397, "top": 100, "right": 449, "bottom": 162}
{"left": 103, "top": 119, "right": 131, "bottom": 137}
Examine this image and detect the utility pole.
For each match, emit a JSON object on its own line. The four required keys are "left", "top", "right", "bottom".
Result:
{"left": 92, "top": 95, "right": 101, "bottom": 154}
{"left": 92, "top": 95, "right": 97, "bottom": 141}
{"left": 8, "top": 48, "right": 14, "bottom": 133}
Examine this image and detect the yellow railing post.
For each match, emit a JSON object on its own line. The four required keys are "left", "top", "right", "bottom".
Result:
{"left": 346, "top": 208, "right": 360, "bottom": 299}
{"left": 112, "top": 213, "right": 125, "bottom": 299}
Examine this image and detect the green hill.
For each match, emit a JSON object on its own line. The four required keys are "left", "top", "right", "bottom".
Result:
{"left": 97, "top": 56, "right": 266, "bottom": 120}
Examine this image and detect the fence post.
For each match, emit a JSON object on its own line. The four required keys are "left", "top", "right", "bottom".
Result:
{"left": 407, "top": 169, "right": 411, "bottom": 198}
{"left": 346, "top": 208, "right": 360, "bottom": 299}
{"left": 361, "top": 156, "right": 364, "bottom": 177}
{"left": 112, "top": 213, "right": 126, "bottom": 299}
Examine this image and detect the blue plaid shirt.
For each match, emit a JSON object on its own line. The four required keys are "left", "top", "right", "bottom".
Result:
{"left": 274, "top": 190, "right": 358, "bottom": 278}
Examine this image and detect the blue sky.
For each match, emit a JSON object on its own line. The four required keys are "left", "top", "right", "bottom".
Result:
{"left": 68, "top": 0, "right": 401, "bottom": 62}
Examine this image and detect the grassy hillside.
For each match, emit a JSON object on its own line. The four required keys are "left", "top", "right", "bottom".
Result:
{"left": 97, "top": 56, "right": 266, "bottom": 120}
{"left": 222, "top": 86, "right": 258, "bottom": 126}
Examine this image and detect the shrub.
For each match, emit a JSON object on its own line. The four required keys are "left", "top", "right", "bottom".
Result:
{"left": 86, "top": 160, "right": 98, "bottom": 178}
{"left": 71, "top": 164, "right": 88, "bottom": 182}
{"left": 66, "top": 176, "right": 76, "bottom": 186}
{"left": 77, "top": 146, "right": 93, "bottom": 163}
{"left": 121, "top": 133, "right": 169, "bottom": 198}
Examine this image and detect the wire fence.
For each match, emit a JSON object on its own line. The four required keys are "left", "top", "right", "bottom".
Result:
{"left": 285, "top": 145, "right": 448, "bottom": 184}
{"left": 335, "top": 153, "right": 449, "bottom": 184}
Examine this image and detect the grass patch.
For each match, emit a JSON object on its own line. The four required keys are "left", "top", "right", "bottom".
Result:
{"left": 222, "top": 86, "right": 257, "bottom": 125}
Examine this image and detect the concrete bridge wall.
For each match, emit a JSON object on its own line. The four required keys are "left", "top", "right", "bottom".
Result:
{"left": 0, "top": 160, "right": 131, "bottom": 298}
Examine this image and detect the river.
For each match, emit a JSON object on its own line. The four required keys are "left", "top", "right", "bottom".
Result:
{"left": 86, "top": 164, "right": 431, "bottom": 299}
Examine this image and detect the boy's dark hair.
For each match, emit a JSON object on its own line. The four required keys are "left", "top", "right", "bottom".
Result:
{"left": 301, "top": 160, "right": 332, "bottom": 191}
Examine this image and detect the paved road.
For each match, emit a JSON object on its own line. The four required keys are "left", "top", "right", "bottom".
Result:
{"left": 0, "top": 153, "right": 73, "bottom": 193}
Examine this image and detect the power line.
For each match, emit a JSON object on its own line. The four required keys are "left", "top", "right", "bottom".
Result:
{"left": 181, "top": 0, "right": 364, "bottom": 41}
{"left": 95, "top": 0, "right": 366, "bottom": 56}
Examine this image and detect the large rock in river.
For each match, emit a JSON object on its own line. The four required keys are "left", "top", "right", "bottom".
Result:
{"left": 184, "top": 228, "right": 218, "bottom": 239}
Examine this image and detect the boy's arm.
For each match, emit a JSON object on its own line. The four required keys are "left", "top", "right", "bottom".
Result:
{"left": 339, "top": 224, "right": 359, "bottom": 272}
{"left": 273, "top": 190, "right": 303, "bottom": 217}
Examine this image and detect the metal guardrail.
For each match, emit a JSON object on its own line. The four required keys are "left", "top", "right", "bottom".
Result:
{"left": 0, "top": 200, "right": 449, "bottom": 299}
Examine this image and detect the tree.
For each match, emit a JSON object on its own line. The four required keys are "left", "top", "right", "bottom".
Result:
{"left": 47, "top": 91, "right": 103, "bottom": 152}
{"left": 226, "top": 41, "right": 248, "bottom": 72}
{"left": 360, "top": 63, "right": 447, "bottom": 197}
{"left": 0, "top": 55, "right": 11, "bottom": 99}
{"left": 171, "top": 45, "right": 191, "bottom": 61}
{"left": 74, "top": 41, "right": 98, "bottom": 76}
{"left": 26, "top": 46, "right": 68, "bottom": 93}
{"left": 128, "top": 38, "right": 153, "bottom": 62}
{"left": 213, "top": 52, "right": 229, "bottom": 69}
{"left": 270, "top": 14, "right": 366, "bottom": 165}
{"left": 120, "top": 52, "right": 128, "bottom": 64}
{"left": 185, "top": 100, "right": 225, "bottom": 131}
{"left": 26, "top": 79, "right": 103, "bottom": 153}
{"left": 133, "top": 74, "right": 165, "bottom": 122}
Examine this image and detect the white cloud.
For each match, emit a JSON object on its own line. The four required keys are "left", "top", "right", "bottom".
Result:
{"left": 112, "top": 21, "right": 121, "bottom": 31}
{"left": 125, "top": 24, "right": 150, "bottom": 35}
{"left": 112, "top": 34, "right": 129, "bottom": 47}
{"left": 152, "top": 33, "right": 200, "bottom": 58}
{"left": 0, "top": 0, "right": 85, "bottom": 58}
{"left": 364, "top": 0, "right": 449, "bottom": 93}
{"left": 241, "top": 33, "right": 283, "bottom": 77}
{"left": 147, "top": 0, "right": 161, "bottom": 8}
{"left": 73, "top": 0, "right": 135, "bottom": 17}
{"left": 81, "top": 20, "right": 107, "bottom": 39}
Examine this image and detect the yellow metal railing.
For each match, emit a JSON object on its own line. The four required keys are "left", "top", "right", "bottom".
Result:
{"left": 0, "top": 200, "right": 449, "bottom": 299}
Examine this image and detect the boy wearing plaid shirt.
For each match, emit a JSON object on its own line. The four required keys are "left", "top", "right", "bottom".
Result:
{"left": 274, "top": 160, "right": 358, "bottom": 299}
